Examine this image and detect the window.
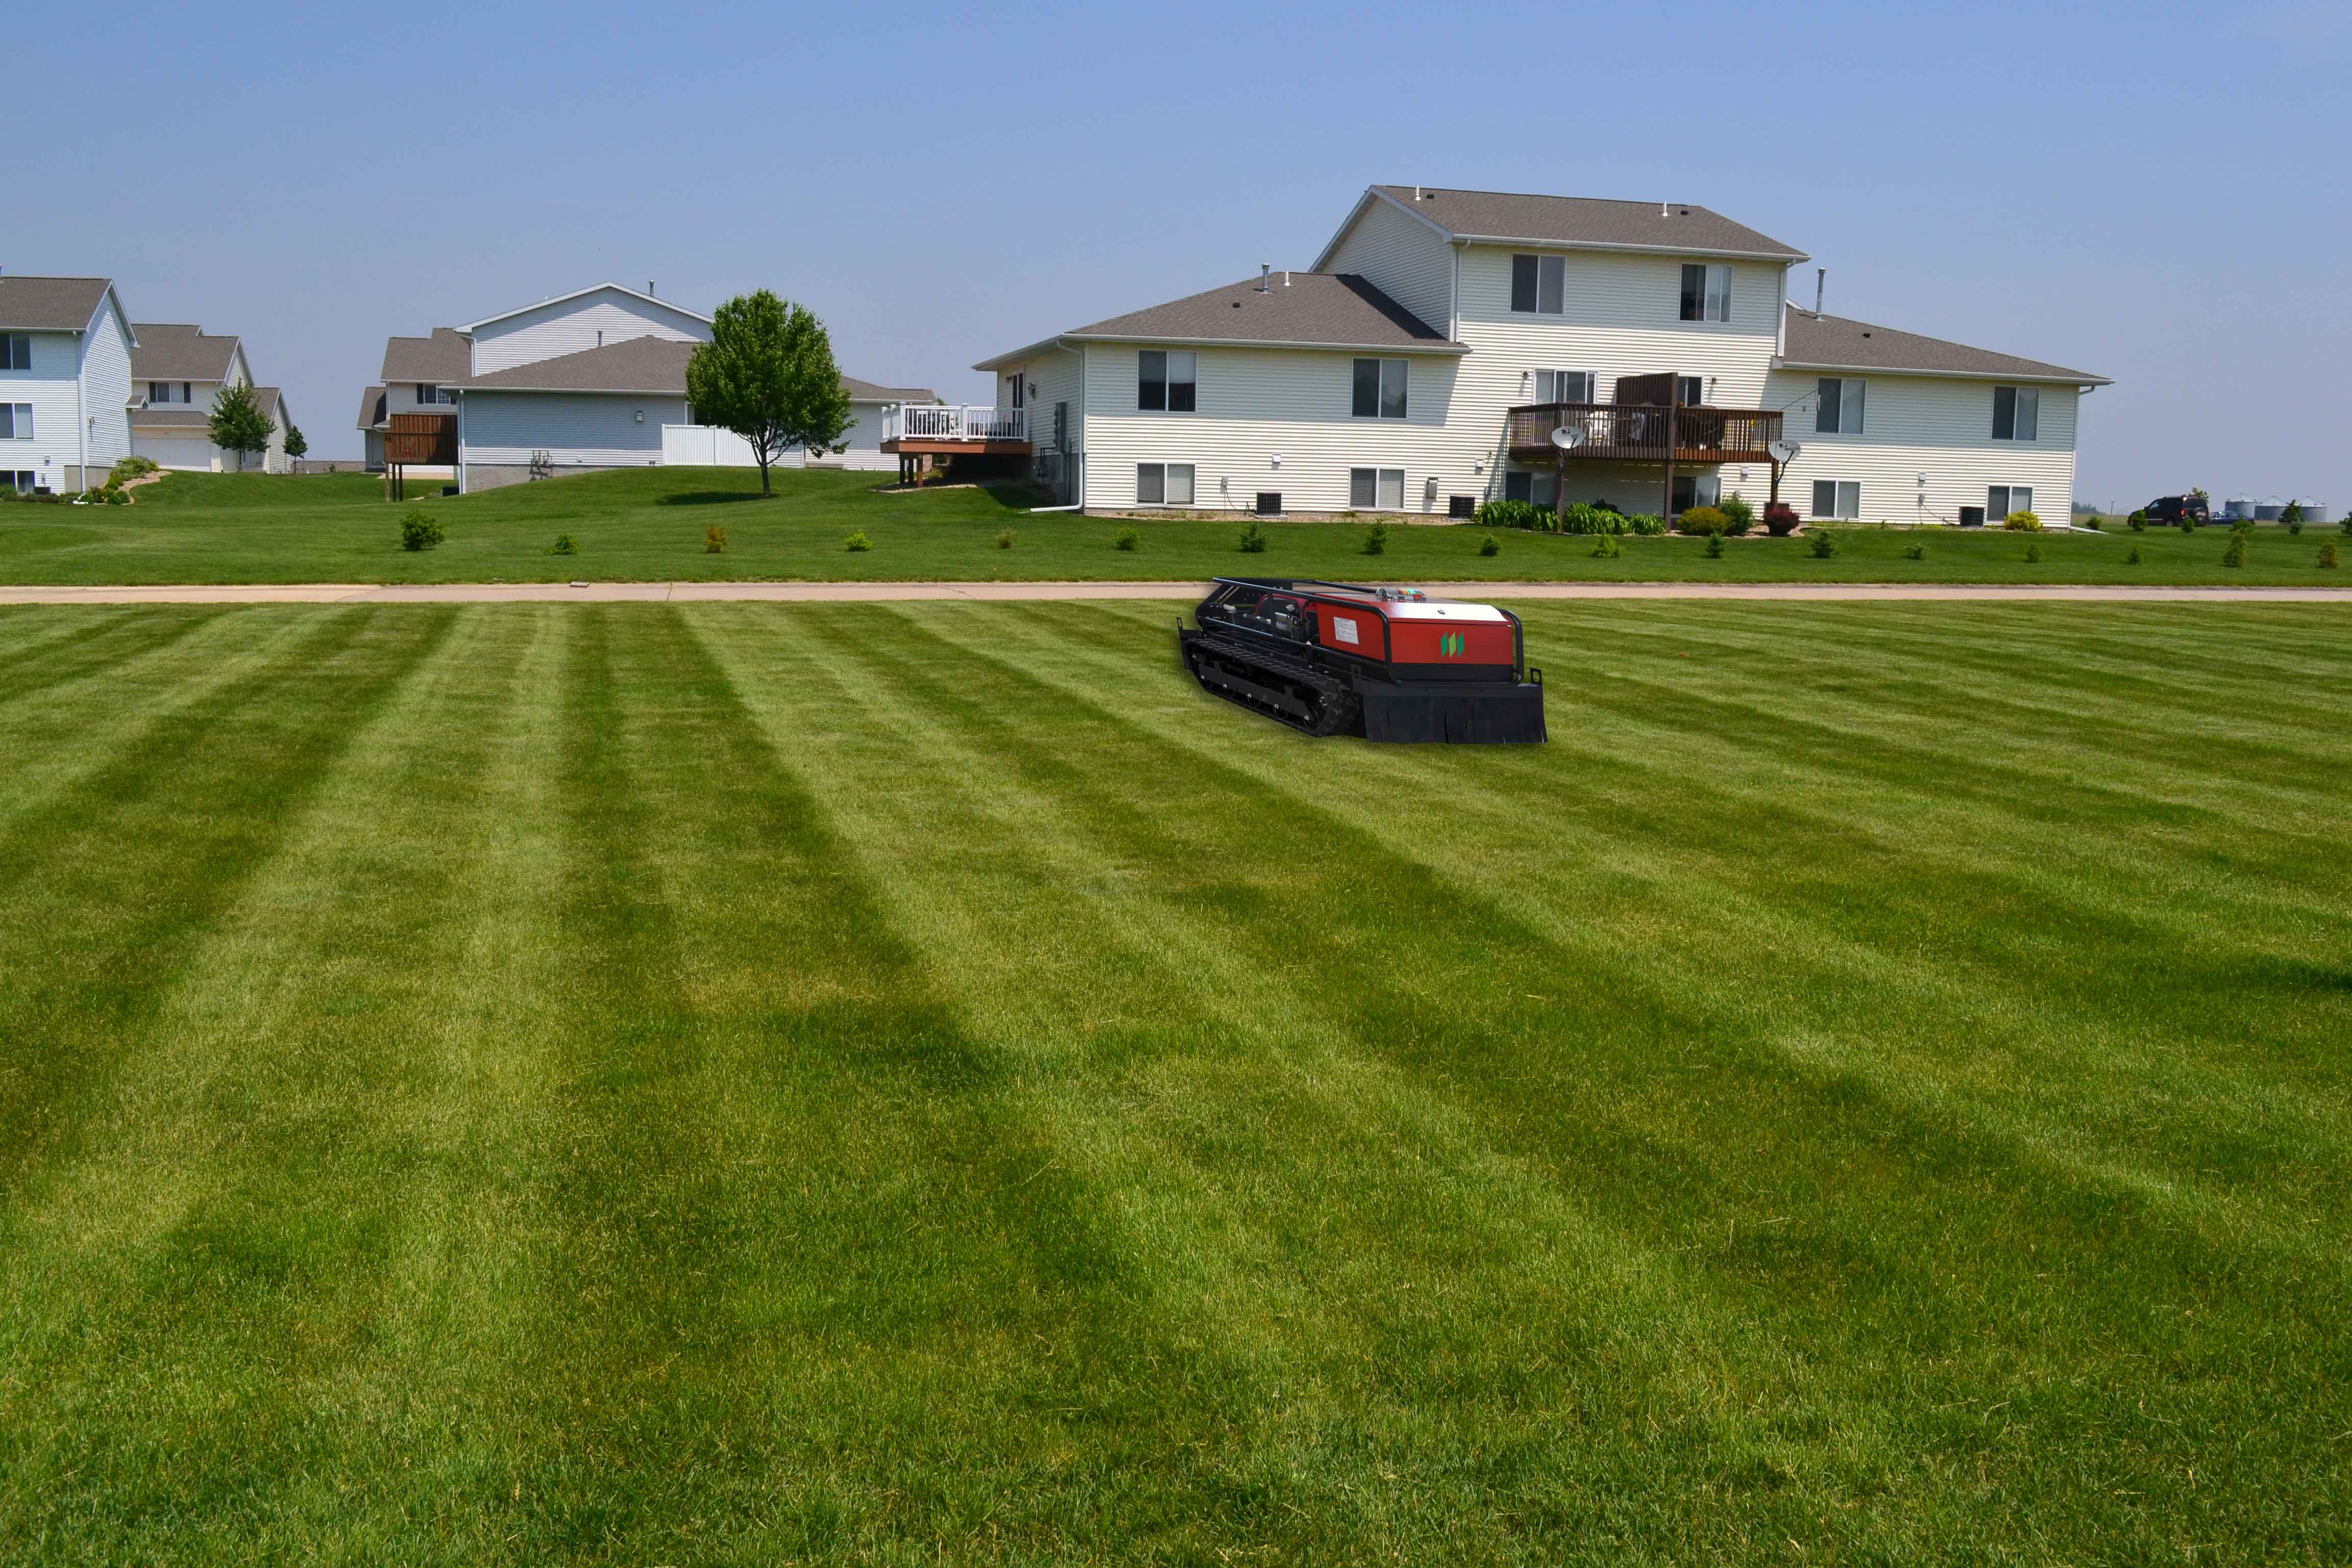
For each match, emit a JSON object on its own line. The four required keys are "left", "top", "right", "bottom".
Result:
{"left": 1811, "top": 479, "right": 1861, "bottom": 519}
{"left": 1680, "top": 263, "right": 1731, "bottom": 322}
{"left": 1992, "top": 385, "right": 2039, "bottom": 440}
{"left": 1535, "top": 370, "right": 1593, "bottom": 404}
{"left": 1678, "top": 375, "right": 1704, "bottom": 407}
{"left": 1052, "top": 401, "right": 1067, "bottom": 451}
{"left": 418, "top": 383, "right": 450, "bottom": 405}
{"left": 0, "top": 404, "right": 31, "bottom": 439}
{"left": 1510, "top": 253, "right": 1566, "bottom": 314}
{"left": 1504, "top": 469, "right": 1560, "bottom": 508}
{"left": 1349, "top": 468, "right": 1405, "bottom": 510}
{"left": 5, "top": 470, "right": 35, "bottom": 493}
{"left": 1136, "top": 462, "right": 1194, "bottom": 506}
{"left": 1, "top": 335, "right": 28, "bottom": 371}
{"left": 1814, "top": 377, "right": 1865, "bottom": 434}
{"left": 1138, "top": 350, "right": 1196, "bottom": 412}
{"left": 1988, "top": 485, "right": 2033, "bottom": 521}
{"left": 1671, "top": 474, "right": 1721, "bottom": 515}
{"left": 1352, "top": 358, "right": 1407, "bottom": 419}
{"left": 1006, "top": 375, "right": 1023, "bottom": 409}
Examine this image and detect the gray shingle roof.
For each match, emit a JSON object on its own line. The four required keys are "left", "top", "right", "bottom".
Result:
{"left": 1780, "top": 307, "right": 2108, "bottom": 384}
{"left": 451, "top": 335, "right": 697, "bottom": 394}
{"left": 130, "top": 408, "right": 212, "bottom": 429}
{"left": 0, "top": 276, "right": 115, "bottom": 332}
{"left": 131, "top": 323, "right": 240, "bottom": 382}
{"left": 1363, "top": 186, "right": 1807, "bottom": 260}
{"left": 357, "top": 385, "right": 386, "bottom": 430}
{"left": 381, "top": 327, "right": 472, "bottom": 383}
{"left": 844, "top": 375, "right": 939, "bottom": 402}
{"left": 251, "top": 386, "right": 283, "bottom": 422}
{"left": 1059, "top": 273, "right": 1458, "bottom": 352}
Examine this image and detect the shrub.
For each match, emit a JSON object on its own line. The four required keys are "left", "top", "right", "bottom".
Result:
{"left": 1560, "top": 502, "right": 1627, "bottom": 535}
{"left": 1762, "top": 503, "right": 1801, "bottom": 536}
{"left": 1702, "top": 533, "right": 1724, "bottom": 558}
{"left": 2179, "top": 515, "right": 2196, "bottom": 534}
{"left": 1624, "top": 512, "right": 1667, "bottom": 536}
{"left": 1808, "top": 528, "right": 1836, "bottom": 559}
{"left": 1902, "top": 542, "right": 1925, "bottom": 561}
{"left": 550, "top": 533, "right": 577, "bottom": 556}
{"left": 704, "top": 524, "right": 727, "bottom": 554}
{"left": 2220, "top": 530, "right": 2246, "bottom": 569}
{"left": 105, "top": 488, "right": 130, "bottom": 505}
{"left": 2128, "top": 510, "right": 2147, "bottom": 530}
{"left": 1589, "top": 534, "right": 1622, "bottom": 559}
{"left": 2024, "top": 542, "right": 2042, "bottom": 564}
{"left": 1478, "top": 532, "right": 1500, "bottom": 558}
{"left": 844, "top": 530, "right": 871, "bottom": 552}
{"left": 2288, "top": 515, "right": 2304, "bottom": 536}
{"left": 2081, "top": 515, "right": 2102, "bottom": 530}
{"left": 1476, "top": 498, "right": 1548, "bottom": 531}
{"left": 1676, "top": 505, "right": 1731, "bottom": 536}
{"left": 1114, "top": 527, "right": 1139, "bottom": 551}
{"left": 995, "top": 528, "right": 1016, "bottom": 550}
{"left": 108, "top": 456, "right": 157, "bottom": 484}
{"left": 1719, "top": 493, "right": 1756, "bottom": 532}
{"left": 1237, "top": 522, "right": 1267, "bottom": 553}
{"left": 399, "top": 508, "right": 444, "bottom": 551}
{"left": 2125, "top": 543, "right": 2142, "bottom": 564}
{"left": 2340, "top": 514, "right": 2351, "bottom": 537}
{"left": 2320, "top": 539, "right": 2339, "bottom": 569}
{"left": 2002, "top": 510, "right": 2043, "bottom": 531}
{"left": 1361, "top": 523, "right": 1388, "bottom": 556}
{"left": 2281, "top": 500, "right": 2305, "bottom": 526}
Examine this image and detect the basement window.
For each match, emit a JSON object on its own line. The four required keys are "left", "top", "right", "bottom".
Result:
{"left": 1349, "top": 468, "right": 1405, "bottom": 509}
{"left": 1504, "top": 469, "right": 1559, "bottom": 508}
{"left": 1992, "top": 385, "right": 2039, "bottom": 440}
{"left": 1680, "top": 264, "right": 1731, "bottom": 322}
{"left": 1352, "top": 358, "right": 1407, "bottom": 419}
{"left": 1988, "top": 484, "right": 2033, "bottom": 521}
{"left": 1136, "top": 462, "right": 1194, "bottom": 506}
{"left": 1811, "top": 479, "right": 1861, "bottom": 520}
{"left": 1138, "top": 350, "right": 1196, "bottom": 413}
{"left": 1510, "top": 254, "right": 1565, "bottom": 314}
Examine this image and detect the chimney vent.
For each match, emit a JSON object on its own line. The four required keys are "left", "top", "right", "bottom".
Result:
{"left": 648, "top": 280, "right": 656, "bottom": 296}
{"left": 1814, "top": 267, "right": 1825, "bottom": 317}
{"left": 1259, "top": 263, "right": 1270, "bottom": 293}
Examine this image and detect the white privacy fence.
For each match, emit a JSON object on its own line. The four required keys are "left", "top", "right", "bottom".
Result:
{"left": 660, "top": 425, "right": 805, "bottom": 469}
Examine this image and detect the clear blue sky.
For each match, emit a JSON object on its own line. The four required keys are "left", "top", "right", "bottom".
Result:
{"left": 18, "top": 0, "right": 2347, "bottom": 507}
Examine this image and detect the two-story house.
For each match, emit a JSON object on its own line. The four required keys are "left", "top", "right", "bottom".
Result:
{"left": 961, "top": 186, "right": 2105, "bottom": 524}
{"left": 0, "top": 275, "right": 137, "bottom": 494}
{"left": 129, "top": 323, "right": 292, "bottom": 473}
{"left": 357, "top": 327, "right": 470, "bottom": 474}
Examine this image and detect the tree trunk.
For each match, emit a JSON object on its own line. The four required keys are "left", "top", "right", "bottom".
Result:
{"left": 758, "top": 453, "right": 772, "bottom": 497}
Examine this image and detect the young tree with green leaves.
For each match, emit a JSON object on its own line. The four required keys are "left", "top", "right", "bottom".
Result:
{"left": 684, "top": 290, "right": 853, "bottom": 497}
{"left": 207, "top": 383, "right": 276, "bottom": 472}
{"left": 282, "top": 421, "right": 307, "bottom": 461}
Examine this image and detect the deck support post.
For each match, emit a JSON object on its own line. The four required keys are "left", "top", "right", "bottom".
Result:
{"left": 1661, "top": 384, "right": 1678, "bottom": 525}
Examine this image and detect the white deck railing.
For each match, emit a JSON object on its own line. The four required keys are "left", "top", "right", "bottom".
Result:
{"left": 882, "top": 404, "right": 1026, "bottom": 444}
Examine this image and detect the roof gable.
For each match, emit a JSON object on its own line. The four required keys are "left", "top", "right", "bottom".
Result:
{"left": 131, "top": 322, "right": 242, "bottom": 382}
{"left": 460, "top": 282, "right": 713, "bottom": 334}
{"left": 1040, "top": 273, "right": 1459, "bottom": 356}
{"left": 0, "top": 276, "right": 124, "bottom": 335}
{"left": 1315, "top": 186, "right": 1807, "bottom": 266}
{"left": 1779, "top": 306, "right": 2107, "bottom": 384}
{"left": 381, "top": 327, "right": 472, "bottom": 383}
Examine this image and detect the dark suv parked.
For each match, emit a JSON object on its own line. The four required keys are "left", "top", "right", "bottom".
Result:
{"left": 2144, "top": 495, "right": 2210, "bottom": 526}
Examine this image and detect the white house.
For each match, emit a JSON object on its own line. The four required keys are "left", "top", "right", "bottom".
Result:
{"left": 961, "top": 186, "right": 2108, "bottom": 525}
{"left": 129, "top": 323, "right": 293, "bottom": 473}
{"left": 0, "top": 275, "right": 137, "bottom": 493}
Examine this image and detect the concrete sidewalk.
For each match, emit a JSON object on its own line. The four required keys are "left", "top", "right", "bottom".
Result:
{"left": 3, "top": 580, "right": 2350, "bottom": 606}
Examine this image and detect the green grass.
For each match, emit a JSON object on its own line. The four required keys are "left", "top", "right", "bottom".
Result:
{"left": 1, "top": 598, "right": 2346, "bottom": 1563}
{"left": 5, "top": 468, "right": 2347, "bottom": 585}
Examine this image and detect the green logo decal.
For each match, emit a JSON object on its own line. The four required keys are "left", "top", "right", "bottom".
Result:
{"left": 1440, "top": 631, "right": 1464, "bottom": 657}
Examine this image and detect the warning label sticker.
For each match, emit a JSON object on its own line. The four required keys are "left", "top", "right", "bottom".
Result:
{"left": 1333, "top": 616, "right": 1359, "bottom": 645}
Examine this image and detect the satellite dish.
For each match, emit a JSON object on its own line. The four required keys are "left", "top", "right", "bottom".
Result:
{"left": 1549, "top": 426, "right": 1585, "bottom": 451}
{"left": 1768, "top": 439, "right": 1800, "bottom": 464}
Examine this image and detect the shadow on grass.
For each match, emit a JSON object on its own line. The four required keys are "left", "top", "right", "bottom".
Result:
{"left": 654, "top": 490, "right": 775, "bottom": 507}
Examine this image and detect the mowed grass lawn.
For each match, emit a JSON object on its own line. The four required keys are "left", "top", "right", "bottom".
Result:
{"left": 2, "top": 599, "right": 2348, "bottom": 1563}
{"left": 5, "top": 467, "right": 2348, "bottom": 585}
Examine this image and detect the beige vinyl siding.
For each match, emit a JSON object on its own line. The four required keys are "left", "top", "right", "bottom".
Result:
{"left": 1757, "top": 371, "right": 2080, "bottom": 523}
{"left": 459, "top": 391, "right": 686, "bottom": 467}
{"left": 80, "top": 297, "right": 135, "bottom": 469}
{"left": 1077, "top": 342, "right": 1481, "bottom": 514}
{"left": 1021, "top": 347, "right": 1084, "bottom": 456}
{"left": 469, "top": 290, "right": 710, "bottom": 374}
{"left": 1320, "top": 195, "right": 1456, "bottom": 336}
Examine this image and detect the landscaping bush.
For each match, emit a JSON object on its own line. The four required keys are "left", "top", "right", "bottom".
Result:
{"left": 2080, "top": 515, "right": 2102, "bottom": 530}
{"left": 844, "top": 531, "right": 871, "bottom": 552}
{"left": 2220, "top": 528, "right": 2246, "bottom": 569}
{"left": 1475, "top": 498, "right": 1548, "bottom": 532}
{"left": 399, "top": 508, "right": 444, "bottom": 551}
{"left": 2128, "top": 510, "right": 2147, "bottom": 530}
{"left": 2340, "top": 514, "right": 2351, "bottom": 537}
{"left": 105, "top": 488, "right": 130, "bottom": 505}
{"left": 2126, "top": 543, "right": 2143, "bottom": 564}
{"left": 2002, "top": 510, "right": 2043, "bottom": 531}
{"left": 1703, "top": 533, "right": 1724, "bottom": 558}
{"left": 1589, "top": 534, "right": 1622, "bottom": 559}
{"left": 108, "top": 456, "right": 157, "bottom": 484}
{"left": 2024, "top": 542, "right": 2042, "bottom": 564}
{"left": 1808, "top": 528, "right": 1836, "bottom": 558}
{"left": 2281, "top": 500, "right": 2305, "bottom": 527}
{"left": 1902, "top": 542, "right": 1925, "bottom": 561}
{"left": 1560, "top": 502, "right": 1627, "bottom": 536}
{"left": 995, "top": 528, "right": 1016, "bottom": 550}
{"left": 1237, "top": 522, "right": 1267, "bottom": 553}
{"left": 704, "top": 525, "right": 727, "bottom": 554}
{"left": 2320, "top": 540, "right": 2339, "bottom": 569}
{"left": 1360, "top": 523, "right": 1388, "bottom": 556}
{"left": 1625, "top": 512, "right": 1667, "bottom": 536}
{"left": 1676, "top": 505, "right": 1731, "bottom": 536}
{"left": 1478, "top": 533, "right": 1500, "bottom": 557}
{"left": 550, "top": 533, "right": 578, "bottom": 556}
{"left": 1114, "top": 527, "right": 1139, "bottom": 551}
{"left": 2178, "top": 515, "right": 2196, "bottom": 534}
{"left": 1762, "top": 503, "right": 1800, "bottom": 536}
{"left": 1719, "top": 493, "right": 1756, "bottom": 532}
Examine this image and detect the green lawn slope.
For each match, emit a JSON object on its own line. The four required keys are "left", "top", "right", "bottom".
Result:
{"left": 3, "top": 468, "right": 2345, "bottom": 585}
